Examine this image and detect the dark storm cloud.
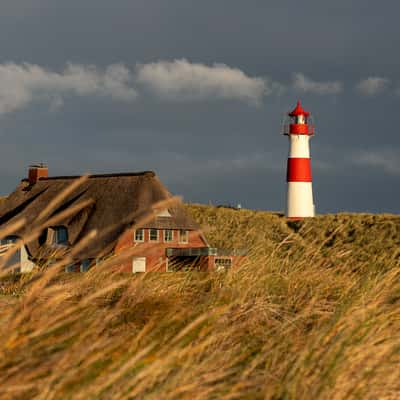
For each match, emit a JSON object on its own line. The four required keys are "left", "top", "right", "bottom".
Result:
{"left": 0, "top": 0, "right": 399, "bottom": 213}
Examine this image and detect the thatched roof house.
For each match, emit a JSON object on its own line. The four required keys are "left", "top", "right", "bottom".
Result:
{"left": 0, "top": 165, "right": 244, "bottom": 273}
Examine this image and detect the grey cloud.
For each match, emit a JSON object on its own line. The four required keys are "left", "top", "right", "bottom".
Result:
{"left": 136, "top": 59, "right": 269, "bottom": 106}
{"left": 313, "top": 149, "right": 400, "bottom": 177}
{"left": 0, "top": 0, "right": 399, "bottom": 214}
{"left": 356, "top": 77, "right": 390, "bottom": 96}
{"left": 164, "top": 151, "right": 282, "bottom": 184}
{"left": 353, "top": 150, "right": 400, "bottom": 176}
{"left": 0, "top": 62, "right": 137, "bottom": 115}
{"left": 293, "top": 73, "right": 343, "bottom": 95}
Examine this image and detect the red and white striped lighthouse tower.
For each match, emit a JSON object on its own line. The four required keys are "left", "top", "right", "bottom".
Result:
{"left": 283, "top": 101, "right": 315, "bottom": 219}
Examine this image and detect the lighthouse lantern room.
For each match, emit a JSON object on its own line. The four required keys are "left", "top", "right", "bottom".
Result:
{"left": 283, "top": 101, "right": 315, "bottom": 219}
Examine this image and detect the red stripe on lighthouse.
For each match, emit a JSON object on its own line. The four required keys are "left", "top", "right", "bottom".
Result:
{"left": 289, "top": 124, "right": 310, "bottom": 135}
{"left": 287, "top": 158, "right": 312, "bottom": 182}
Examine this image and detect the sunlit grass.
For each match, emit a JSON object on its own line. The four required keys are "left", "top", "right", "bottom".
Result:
{"left": 0, "top": 201, "right": 399, "bottom": 399}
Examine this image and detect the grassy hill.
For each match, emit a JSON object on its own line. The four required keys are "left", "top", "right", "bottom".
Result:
{"left": 0, "top": 205, "right": 399, "bottom": 399}
{"left": 186, "top": 204, "right": 400, "bottom": 269}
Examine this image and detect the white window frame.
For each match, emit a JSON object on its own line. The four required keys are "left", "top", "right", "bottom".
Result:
{"left": 179, "top": 229, "right": 189, "bottom": 244}
{"left": 134, "top": 228, "right": 145, "bottom": 242}
{"left": 163, "top": 229, "right": 173, "bottom": 243}
{"left": 166, "top": 257, "right": 171, "bottom": 272}
{"left": 132, "top": 256, "right": 146, "bottom": 273}
{"left": 149, "top": 228, "right": 159, "bottom": 242}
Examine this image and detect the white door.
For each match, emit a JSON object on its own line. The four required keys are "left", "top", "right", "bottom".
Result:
{"left": 132, "top": 257, "right": 146, "bottom": 273}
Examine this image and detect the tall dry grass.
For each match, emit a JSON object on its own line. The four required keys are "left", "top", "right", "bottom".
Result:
{"left": 0, "top": 200, "right": 399, "bottom": 399}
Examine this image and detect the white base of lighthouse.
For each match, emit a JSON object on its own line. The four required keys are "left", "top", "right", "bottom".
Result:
{"left": 286, "top": 182, "right": 315, "bottom": 219}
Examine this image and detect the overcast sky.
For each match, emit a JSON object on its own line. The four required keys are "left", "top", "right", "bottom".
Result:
{"left": 0, "top": 0, "right": 399, "bottom": 214}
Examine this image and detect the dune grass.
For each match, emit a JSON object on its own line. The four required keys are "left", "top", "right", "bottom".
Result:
{"left": 0, "top": 203, "right": 399, "bottom": 399}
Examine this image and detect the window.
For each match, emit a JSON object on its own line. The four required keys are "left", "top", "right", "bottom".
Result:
{"left": 80, "top": 259, "right": 90, "bottom": 272}
{"left": 0, "top": 236, "right": 20, "bottom": 271}
{"left": 156, "top": 209, "right": 172, "bottom": 217}
{"left": 132, "top": 257, "right": 146, "bottom": 273}
{"left": 65, "top": 264, "right": 76, "bottom": 273}
{"left": 179, "top": 230, "right": 189, "bottom": 244}
{"left": 134, "top": 229, "right": 144, "bottom": 242}
{"left": 1, "top": 236, "right": 18, "bottom": 245}
{"left": 95, "top": 257, "right": 107, "bottom": 267}
{"left": 149, "top": 228, "right": 159, "bottom": 241}
{"left": 214, "top": 258, "right": 232, "bottom": 271}
{"left": 54, "top": 227, "right": 68, "bottom": 245}
{"left": 164, "top": 229, "right": 173, "bottom": 242}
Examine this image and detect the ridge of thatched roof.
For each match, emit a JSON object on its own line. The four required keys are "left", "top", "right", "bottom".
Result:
{"left": 0, "top": 171, "right": 200, "bottom": 260}
{"left": 22, "top": 171, "right": 156, "bottom": 182}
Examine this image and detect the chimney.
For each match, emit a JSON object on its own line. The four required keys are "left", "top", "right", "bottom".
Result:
{"left": 28, "top": 163, "right": 48, "bottom": 185}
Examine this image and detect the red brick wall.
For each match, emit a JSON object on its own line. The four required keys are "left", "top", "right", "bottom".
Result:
{"left": 114, "top": 228, "right": 208, "bottom": 272}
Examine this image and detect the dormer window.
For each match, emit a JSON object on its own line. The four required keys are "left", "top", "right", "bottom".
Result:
{"left": 0, "top": 236, "right": 19, "bottom": 259}
{"left": 156, "top": 209, "right": 172, "bottom": 217}
{"left": 53, "top": 226, "right": 68, "bottom": 245}
{"left": 0, "top": 235, "right": 35, "bottom": 273}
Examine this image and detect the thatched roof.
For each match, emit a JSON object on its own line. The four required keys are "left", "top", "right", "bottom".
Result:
{"left": 0, "top": 171, "right": 200, "bottom": 260}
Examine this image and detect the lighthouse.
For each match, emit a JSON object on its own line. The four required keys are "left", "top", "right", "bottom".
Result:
{"left": 283, "top": 101, "right": 315, "bottom": 219}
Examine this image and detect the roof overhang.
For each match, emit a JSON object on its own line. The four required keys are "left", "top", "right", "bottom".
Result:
{"left": 165, "top": 247, "right": 247, "bottom": 257}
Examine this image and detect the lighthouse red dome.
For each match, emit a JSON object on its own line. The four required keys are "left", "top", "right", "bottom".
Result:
{"left": 288, "top": 101, "right": 310, "bottom": 117}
